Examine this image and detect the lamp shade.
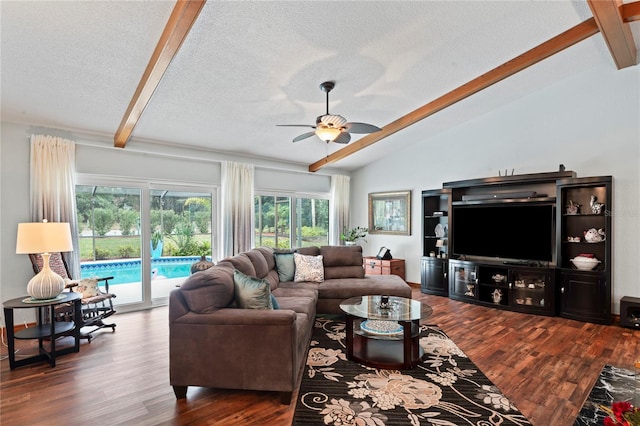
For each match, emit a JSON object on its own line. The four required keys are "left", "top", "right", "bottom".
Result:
{"left": 16, "top": 221, "right": 73, "bottom": 254}
{"left": 16, "top": 221, "right": 73, "bottom": 300}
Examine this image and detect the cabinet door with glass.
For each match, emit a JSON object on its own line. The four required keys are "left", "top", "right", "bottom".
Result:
{"left": 448, "top": 260, "right": 478, "bottom": 301}
{"left": 508, "top": 268, "right": 554, "bottom": 315}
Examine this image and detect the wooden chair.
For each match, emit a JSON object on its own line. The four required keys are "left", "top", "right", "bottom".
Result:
{"left": 29, "top": 253, "right": 117, "bottom": 342}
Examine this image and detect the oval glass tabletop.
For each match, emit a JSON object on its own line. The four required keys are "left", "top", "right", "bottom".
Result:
{"left": 339, "top": 295, "right": 430, "bottom": 321}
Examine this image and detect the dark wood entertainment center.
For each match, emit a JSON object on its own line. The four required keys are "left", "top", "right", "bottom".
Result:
{"left": 421, "top": 170, "right": 612, "bottom": 324}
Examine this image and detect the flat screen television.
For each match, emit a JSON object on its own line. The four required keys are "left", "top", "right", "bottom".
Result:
{"left": 451, "top": 202, "right": 555, "bottom": 263}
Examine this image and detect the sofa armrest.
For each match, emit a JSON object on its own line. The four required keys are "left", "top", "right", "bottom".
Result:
{"left": 170, "top": 306, "right": 306, "bottom": 395}
{"left": 168, "top": 289, "right": 190, "bottom": 323}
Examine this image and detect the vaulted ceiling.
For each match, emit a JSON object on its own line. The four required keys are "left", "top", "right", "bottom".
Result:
{"left": 2, "top": 1, "right": 638, "bottom": 172}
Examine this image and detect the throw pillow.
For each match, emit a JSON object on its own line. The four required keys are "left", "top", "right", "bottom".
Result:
{"left": 233, "top": 269, "right": 274, "bottom": 309}
{"left": 293, "top": 253, "right": 324, "bottom": 283}
{"left": 274, "top": 252, "right": 295, "bottom": 282}
{"left": 270, "top": 294, "right": 280, "bottom": 309}
{"left": 75, "top": 278, "right": 100, "bottom": 298}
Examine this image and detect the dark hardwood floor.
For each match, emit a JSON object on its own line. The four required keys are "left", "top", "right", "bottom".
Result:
{"left": 1, "top": 286, "right": 638, "bottom": 425}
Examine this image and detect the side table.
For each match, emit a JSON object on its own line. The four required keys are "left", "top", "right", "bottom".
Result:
{"left": 363, "top": 257, "right": 406, "bottom": 280}
{"left": 3, "top": 292, "right": 81, "bottom": 369}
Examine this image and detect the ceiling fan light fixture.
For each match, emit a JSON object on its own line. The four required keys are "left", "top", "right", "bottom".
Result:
{"left": 315, "top": 127, "right": 342, "bottom": 142}
{"left": 278, "top": 81, "right": 379, "bottom": 144}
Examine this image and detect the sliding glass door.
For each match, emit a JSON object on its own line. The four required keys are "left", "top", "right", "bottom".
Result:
{"left": 149, "top": 188, "right": 214, "bottom": 300}
{"left": 76, "top": 178, "right": 216, "bottom": 311}
{"left": 76, "top": 184, "right": 144, "bottom": 306}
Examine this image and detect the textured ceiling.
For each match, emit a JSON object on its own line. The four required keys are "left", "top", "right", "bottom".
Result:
{"left": 1, "top": 1, "right": 638, "bottom": 171}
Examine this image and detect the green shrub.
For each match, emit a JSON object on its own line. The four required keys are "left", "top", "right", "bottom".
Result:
{"left": 301, "top": 226, "right": 327, "bottom": 238}
{"left": 196, "top": 241, "right": 212, "bottom": 257}
{"left": 163, "top": 240, "right": 177, "bottom": 256}
{"left": 118, "top": 245, "right": 136, "bottom": 258}
{"left": 194, "top": 211, "right": 210, "bottom": 234}
{"left": 119, "top": 210, "right": 139, "bottom": 236}
{"left": 94, "top": 248, "right": 110, "bottom": 260}
{"left": 93, "top": 208, "right": 116, "bottom": 236}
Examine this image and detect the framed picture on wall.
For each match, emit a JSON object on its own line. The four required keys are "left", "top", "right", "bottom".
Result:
{"left": 368, "top": 190, "right": 411, "bottom": 235}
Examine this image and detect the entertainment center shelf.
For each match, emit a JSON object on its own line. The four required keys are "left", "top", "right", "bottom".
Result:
{"left": 449, "top": 260, "right": 555, "bottom": 315}
{"left": 420, "top": 170, "right": 613, "bottom": 324}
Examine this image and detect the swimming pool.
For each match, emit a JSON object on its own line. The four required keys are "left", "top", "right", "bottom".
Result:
{"left": 80, "top": 256, "right": 208, "bottom": 285}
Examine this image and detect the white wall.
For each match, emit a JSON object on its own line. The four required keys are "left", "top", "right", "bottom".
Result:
{"left": 351, "top": 62, "right": 640, "bottom": 315}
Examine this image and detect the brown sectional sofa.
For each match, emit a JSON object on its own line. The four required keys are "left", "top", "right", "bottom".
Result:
{"left": 169, "top": 245, "right": 411, "bottom": 403}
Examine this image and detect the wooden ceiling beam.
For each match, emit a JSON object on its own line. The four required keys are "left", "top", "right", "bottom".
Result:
{"left": 588, "top": 0, "right": 637, "bottom": 69}
{"left": 309, "top": 18, "right": 600, "bottom": 172}
{"left": 114, "top": 0, "right": 206, "bottom": 148}
{"left": 622, "top": 0, "right": 640, "bottom": 22}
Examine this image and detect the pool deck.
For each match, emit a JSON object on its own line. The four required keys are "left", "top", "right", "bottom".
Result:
{"left": 109, "top": 277, "right": 185, "bottom": 306}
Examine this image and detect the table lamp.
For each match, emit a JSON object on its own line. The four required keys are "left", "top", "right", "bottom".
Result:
{"left": 16, "top": 220, "right": 73, "bottom": 300}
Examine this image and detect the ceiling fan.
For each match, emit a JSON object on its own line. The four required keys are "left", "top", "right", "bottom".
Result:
{"left": 277, "top": 81, "right": 382, "bottom": 144}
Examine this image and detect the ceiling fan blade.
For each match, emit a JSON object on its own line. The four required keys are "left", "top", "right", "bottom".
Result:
{"left": 332, "top": 132, "right": 351, "bottom": 144}
{"left": 276, "top": 124, "right": 316, "bottom": 128}
{"left": 344, "top": 122, "right": 382, "bottom": 134}
{"left": 292, "top": 131, "right": 316, "bottom": 143}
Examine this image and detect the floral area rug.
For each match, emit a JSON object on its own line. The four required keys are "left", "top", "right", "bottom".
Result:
{"left": 292, "top": 316, "right": 531, "bottom": 426}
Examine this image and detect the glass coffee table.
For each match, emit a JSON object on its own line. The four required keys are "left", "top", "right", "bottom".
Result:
{"left": 340, "top": 295, "right": 432, "bottom": 370}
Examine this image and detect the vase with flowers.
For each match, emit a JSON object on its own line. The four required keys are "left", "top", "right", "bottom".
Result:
{"left": 601, "top": 402, "right": 640, "bottom": 426}
{"left": 341, "top": 226, "right": 368, "bottom": 246}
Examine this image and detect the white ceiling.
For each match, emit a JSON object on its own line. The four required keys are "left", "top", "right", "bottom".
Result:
{"left": 1, "top": 1, "right": 638, "bottom": 171}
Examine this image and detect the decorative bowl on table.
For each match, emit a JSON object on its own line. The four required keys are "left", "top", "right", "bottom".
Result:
{"left": 570, "top": 256, "right": 601, "bottom": 270}
{"left": 360, "top": 320, "right": 403, "bottom": 336}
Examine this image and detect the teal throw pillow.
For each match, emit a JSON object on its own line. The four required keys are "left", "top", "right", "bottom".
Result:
{"left": 233, "top": 269, "right": 274, "bottom": 310}
{"left": 270, "top": 294, "right": 280, "bottom": 309}
{"left": 274, "top": 252, "right": 295, "bottom": 282}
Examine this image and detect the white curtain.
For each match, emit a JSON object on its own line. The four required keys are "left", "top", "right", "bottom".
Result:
{"left": 221, "top": 161, "right": 255, "bottom": 257}
{"left": 329, "top": 175, "right": 350, "bottom": 245}
{"left": 29, "top": 134, "right": 80, "bottom": 277}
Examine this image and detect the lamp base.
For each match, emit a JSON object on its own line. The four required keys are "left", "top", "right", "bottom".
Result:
{"left": 27, "top": 256, "right": 65, "bottom": 299}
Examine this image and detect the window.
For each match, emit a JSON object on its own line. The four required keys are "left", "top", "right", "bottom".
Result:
{"left": 149, "top": 188, "right": 214, "bottom": 300}
{"left": 255, "top": 193, "right": 329, "bottom": 249}
{"left": 76, "top": 178, "right": 216, "bottom": 311}
{"left": 76, "top": 184, "right": 144, "bottom": 306}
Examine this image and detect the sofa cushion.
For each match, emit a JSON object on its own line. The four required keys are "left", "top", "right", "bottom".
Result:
{"left": 255, "top": 246, "right": 276, "bottom": 270}
{"left": 294, "top": 253, "right": 324, "bottom": 283}
{"left": 179, "top": 263, "right": 235, "bottom": 313}
{"left": 245, "top": 249, "right": 270, "bottom": 278}
{"left": 296, "top": 246, "right": 320, "bottom": 256}
{"left": 320, "top": 245, "right": 363, "bottom": 266}
{"left": 321, "top": 245, "right": 365, "bottom": 279}
{"left": 226, "top": 253, "right": 256, "bottom": 277}
{"left": 233, "top": 269, "right": 274, "bottom": 309}
{"left": 274, "top": 252, "right": 296, "bottom": 282}
{"left": 263, "top": 270, "right": 280, "bottom": 291}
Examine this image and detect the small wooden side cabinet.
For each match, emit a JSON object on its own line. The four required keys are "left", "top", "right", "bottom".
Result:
{"left": 363, "top": 257, "right": 406, "bottom": 280}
